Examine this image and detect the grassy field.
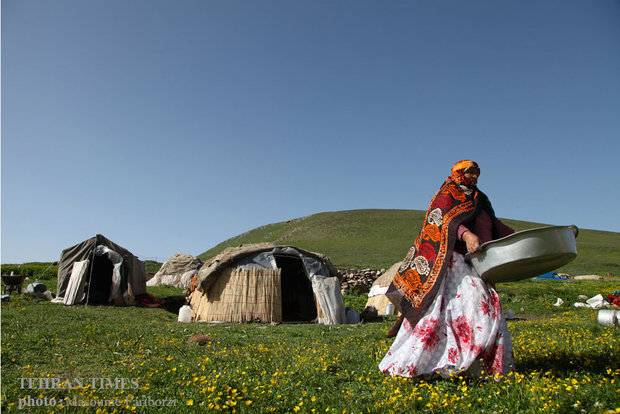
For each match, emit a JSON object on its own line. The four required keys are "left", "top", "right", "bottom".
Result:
{"left": 1, "top": 278, "right": 619, "bottom": 413}
{"left": 2, "top": 209, "right": 619, "bottom": 412}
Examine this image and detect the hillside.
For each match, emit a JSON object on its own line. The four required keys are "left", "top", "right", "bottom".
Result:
{"left": 198, "top": 209, "right": 620, "bottom": 276}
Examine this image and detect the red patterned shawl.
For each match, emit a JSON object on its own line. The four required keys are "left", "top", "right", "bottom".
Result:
{"left": 386, "top": 161, "right": 495, "bottom": 323}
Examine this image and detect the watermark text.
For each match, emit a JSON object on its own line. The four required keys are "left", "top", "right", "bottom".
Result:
{"left": 18, "top": 395, "right": 177, "bottom": 410}
{"left": 19, "top": 377, "right": 139, "bottom": 390}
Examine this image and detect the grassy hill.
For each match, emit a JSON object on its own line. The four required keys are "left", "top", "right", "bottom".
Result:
{"left": 198, "top": 209, "right": 620, "bottom": 276}
{"left": 3, "top": 209, "right": 617, "bottom": 278}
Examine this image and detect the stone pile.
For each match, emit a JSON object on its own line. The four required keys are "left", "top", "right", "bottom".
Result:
{"left": 339, "top": 268, "right": 386, "bottom": 295}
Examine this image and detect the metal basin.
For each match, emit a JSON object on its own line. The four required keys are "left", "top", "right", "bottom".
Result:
{"left": 465, "top": 225, "right": 578, "bottom": 283}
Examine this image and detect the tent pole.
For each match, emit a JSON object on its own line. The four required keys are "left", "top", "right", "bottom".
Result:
{"left": 84, "top": 246, "right": 96, "bottom": 307}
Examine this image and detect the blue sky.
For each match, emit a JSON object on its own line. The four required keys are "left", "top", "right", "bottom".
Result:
{"left": 2, "top": 0, "right": 619, "bottom": 264}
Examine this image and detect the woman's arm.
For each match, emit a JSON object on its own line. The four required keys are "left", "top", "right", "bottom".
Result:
{"left": 458, "top": 224, "right": 481, "bottom": 253}
{"left": 462, "top": 231, "right": 481, "bottom": 253}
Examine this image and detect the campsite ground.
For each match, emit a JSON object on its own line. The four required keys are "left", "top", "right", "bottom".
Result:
{"left": 1, "top": 277, "right": 619, "bottom": 413}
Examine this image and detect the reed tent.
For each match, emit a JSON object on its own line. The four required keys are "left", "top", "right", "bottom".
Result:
{"left": 55, "top": 234, "right": 146, "bottom": 306}
{"left": 365, "top": 262, "right": 401, "bottom": 316}
{"left": 147, "top": 253, "right": 202, "bottom": 289}
{"left": 187, "top": 243, "right": 347, "bottom": 324}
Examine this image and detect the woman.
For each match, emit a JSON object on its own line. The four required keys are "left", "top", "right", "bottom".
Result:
{"left": 380, "top": 160, "right": 515, "bottom": 379}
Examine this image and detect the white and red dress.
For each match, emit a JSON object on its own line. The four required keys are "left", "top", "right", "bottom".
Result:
{"left": 379, "top": 252, "right": 515, "bottom": 379}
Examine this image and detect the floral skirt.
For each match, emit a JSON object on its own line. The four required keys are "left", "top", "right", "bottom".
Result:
{"left": 379, "top": 253, "right": 514, "bottom": 379}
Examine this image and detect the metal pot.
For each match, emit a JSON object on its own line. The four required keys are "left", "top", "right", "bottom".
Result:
{"left": 465, "top": 225, "right": 578, "bottom": 283}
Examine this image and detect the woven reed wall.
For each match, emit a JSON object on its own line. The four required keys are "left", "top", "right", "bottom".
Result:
{"left": 189, "top": 267, "right": 282, "bottom": 323}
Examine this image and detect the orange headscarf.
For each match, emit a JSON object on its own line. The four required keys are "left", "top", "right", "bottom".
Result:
{"left": 449, "top": 160, "right": 480, "bottom": 187}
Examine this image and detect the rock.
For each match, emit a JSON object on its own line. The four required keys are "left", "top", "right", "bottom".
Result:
{"left": 338, "top": 268, "right": 385, "bottom": 294}
{"left": 188, "top": 334, "right": 212, "bottom": 346}
{"left": 574, "top": 275, "right": 603, "bottom": 280}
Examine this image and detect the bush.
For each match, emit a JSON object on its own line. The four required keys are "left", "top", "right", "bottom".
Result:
{"left": 343, "top": 292, "right": 368, "bottom": 314}
{"left": 144, "top": 260, "right": 163, "bottom": 274}
{"left": 1, "top": 262, "right": 58, "bottom": 280}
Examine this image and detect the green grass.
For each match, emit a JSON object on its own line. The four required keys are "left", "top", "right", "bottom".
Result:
{"left": 197, "top": 209, "right": 620, "bottom": 276}
{"left": 496, "top": 278, "right": 620, "bottom": 317}
{"left": 1, "top": 209, "right": 619, "bottom": 412}
{"left": 2, "top": 279, "right": 619, "bottom": 413}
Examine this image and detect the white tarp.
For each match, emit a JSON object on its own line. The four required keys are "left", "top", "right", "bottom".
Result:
{"left": 312, "top": 276, "right": 347, "bottom": 325}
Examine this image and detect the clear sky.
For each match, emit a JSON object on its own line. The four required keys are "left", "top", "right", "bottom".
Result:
{"left": 2, "top": 0, "right": 619, "bottom": 264}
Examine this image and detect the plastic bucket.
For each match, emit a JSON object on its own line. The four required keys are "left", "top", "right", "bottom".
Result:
{"left": 597, "top": 310, "right": 618, "bottom": 326}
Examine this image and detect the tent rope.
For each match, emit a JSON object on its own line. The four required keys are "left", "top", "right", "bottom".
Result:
{"left": 38, "top": 263, "right": 56, "bottom": 280}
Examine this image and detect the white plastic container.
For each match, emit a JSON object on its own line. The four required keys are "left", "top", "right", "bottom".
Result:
{"left": 597, "top": 310, "right": 618, "bottom": 326}
{"left": 385, "top": 303, "right": 394, "bottom": 315}
{"left": 178, "top": 305, "right": 192, "bottom": 323}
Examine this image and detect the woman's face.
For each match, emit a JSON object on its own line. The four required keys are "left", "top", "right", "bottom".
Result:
{"left": 464, "top": 167, "right": 480, "bottom": 185}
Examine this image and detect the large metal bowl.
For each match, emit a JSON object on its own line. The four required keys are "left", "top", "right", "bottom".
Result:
{"left": 465, "top": 225, "right": 578, "bottom": 283}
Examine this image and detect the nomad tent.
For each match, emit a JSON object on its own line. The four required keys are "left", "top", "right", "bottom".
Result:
{"left": 365, "top": 262, "right": 401, "bottom": 316}
{"left": 147, "top": 253, "right": 202, "bottom": 289}
{"left": 187, "top": 243, "right": 347, "bottom": 324}
{"left": 55, "top": 234, "right": 146, "bottom": 306}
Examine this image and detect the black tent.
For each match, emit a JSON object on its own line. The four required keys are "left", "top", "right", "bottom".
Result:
{"left": 56, "top": 234, "right": 146, "bottom": 305}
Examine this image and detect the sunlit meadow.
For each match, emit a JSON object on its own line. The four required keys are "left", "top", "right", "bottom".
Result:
{"left": 1, "top": 279, "right": 618, "bottom": 413}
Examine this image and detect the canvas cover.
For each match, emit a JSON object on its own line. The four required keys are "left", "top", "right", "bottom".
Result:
{"left": 365, "top": 262, "right": 401, "bottom": 315}
{"left": 195, "top": 242, "right": 340, "bottom": 293}
{"left": 56, "top": 234, "right": 146, "bottom": 306}
{"left": 147, "top": 253, "right": 202, "bottom": 289}
{"left": 188, "top": 243, "right": 346, "bottom": 324}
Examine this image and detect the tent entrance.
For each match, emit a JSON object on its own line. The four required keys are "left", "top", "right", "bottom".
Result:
{"left": 87, "top": 254, "right": 114, "bottom": 304}
{"left": 275, "top": 255, "right": 317, "bottom": 322}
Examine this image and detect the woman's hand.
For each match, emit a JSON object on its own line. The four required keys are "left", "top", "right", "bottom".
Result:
{"left": 462, "top": 231, "right": 481, "bottom": 254}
